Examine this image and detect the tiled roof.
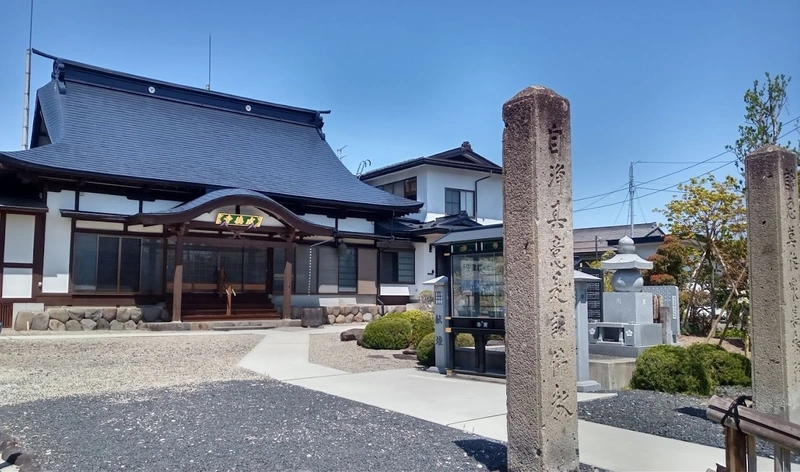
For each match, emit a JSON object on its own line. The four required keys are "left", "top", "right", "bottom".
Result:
{"left": 375, "top": 211, "right": 482, "bottom": 236}
{"left": 0, "top": 53, "right": 422, "bottom": 215}
{"left": 359, "top": 142, "right": 502, "bottom": 180}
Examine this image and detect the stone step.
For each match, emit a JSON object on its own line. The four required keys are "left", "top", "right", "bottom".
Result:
{"left": 209, "top": 324, "right": 276, "bottom": 331}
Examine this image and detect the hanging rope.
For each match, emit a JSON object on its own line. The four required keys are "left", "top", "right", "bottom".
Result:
{"left": 720, "top": 395, "right": 753, "bottom": 432}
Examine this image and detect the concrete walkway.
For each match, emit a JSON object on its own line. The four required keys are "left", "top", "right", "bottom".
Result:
{"left": 238, "top": 324, "right": 780, "bottom": 472}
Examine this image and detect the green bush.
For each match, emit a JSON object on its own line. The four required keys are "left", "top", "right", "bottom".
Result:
{"left": 416, "top": 332, "right": 476, "bottom": 367}
{"left": 686, "top": 343, "right": 751, "bottom": 387}
{"left": 629, "top": 345, "right": 713, "bottom": 395}
{"left": 361, "top": 316, "right": 412, "bottom": 350}
{"left": 385, "top": 310, "right": 433, "bottom": 348}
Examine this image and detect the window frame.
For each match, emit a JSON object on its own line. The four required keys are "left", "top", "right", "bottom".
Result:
{"left": 444, "top": 188, "right": 475, "bottom": 217}
{"left": 377, "top": 177, "right": 417, "bottom": 200}
{"left": 72, "top": 231, "right": 164, "bottom": 295}
{"left": 292, "top": 245, "right": 360, "bottom": 295}
{"left": 380, "top": 249, "right": 416, "bottom": 284}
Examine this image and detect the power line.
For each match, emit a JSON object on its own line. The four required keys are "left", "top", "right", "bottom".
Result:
{"left": 575, "top": 182, "right": 629, "bottom": 211}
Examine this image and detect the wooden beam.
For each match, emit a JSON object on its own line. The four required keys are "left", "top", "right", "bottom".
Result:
{"left": 171, "top": 226, "right": 185, "bottom": 322}
{"left": 282, "top": 230, "right": 296, "bottom": 320}
{"left": 167, "top": 234, "right": 291, "bottom": 249}
{"left": 706, "top": 395, "right": 800, "bottom": 452}
{"left": 724, "top": 427, "right": 747, "bottom": 472}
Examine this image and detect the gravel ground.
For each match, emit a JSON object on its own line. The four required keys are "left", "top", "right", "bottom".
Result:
{"left": 578, "top": 389, "right": 799, "bottom": 463}
{"left": 308, "top": 332, "right": 419, "bottom": 373}
{"left": 0, "top": 333, "right": 264, "bottom": 406}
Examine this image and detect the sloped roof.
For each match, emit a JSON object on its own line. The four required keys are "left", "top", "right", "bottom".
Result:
{"left": 0, "top": 51, "right": 422, "bottom": 215}
{"left": 375, "top": 211, "right": 482, "bottom": 236}
{"left": 359, "top": 141, "right": 502, "bottom": 180}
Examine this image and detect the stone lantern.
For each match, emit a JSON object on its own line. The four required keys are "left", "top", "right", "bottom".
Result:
{"left": 601, "top": 236, "right": 653, "bottom": 292}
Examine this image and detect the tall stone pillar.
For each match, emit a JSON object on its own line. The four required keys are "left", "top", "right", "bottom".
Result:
{"left": 745, "top": 144, "right": 800, "bottom": 425}
{"left": 502, "top": 86, "right": 579, "bottom": 472}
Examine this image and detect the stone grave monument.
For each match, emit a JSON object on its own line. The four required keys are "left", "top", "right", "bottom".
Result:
{"left": 587, "top": 236, "right": 666, "bottom": 357}
{"left": 502, "top": 85, "right": 579, "bottom": 471}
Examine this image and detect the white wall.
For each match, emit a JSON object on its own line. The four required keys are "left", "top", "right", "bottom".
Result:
{"left": 142, "top": 199, "right": 183, "bottom": 212}
{"left": 302, "top": 214, "right": 375, "bottom": 234}
{"left": 361, "top": 168, "right": 427, "bottom": 219}
{"left": 424, "top": 167, "right": 503, "bottom": 223}
{"left": 79, "top": 192, "right": 140, "bottom": 215}
{"left": 43, "top": 190, "right": 74, "bottom": 293}
{"left": 3, "top": 268, "right": 32, "bottom": 298}
{"left": 4, "top": 214, "right": 36, "bottom": 264}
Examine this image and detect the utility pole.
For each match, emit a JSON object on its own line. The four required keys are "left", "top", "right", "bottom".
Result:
{"left": 21, "top": 0, "right": 34, "bottom": 150}
{"left": 628, "top": 161, "right": 637, "bottom": 237}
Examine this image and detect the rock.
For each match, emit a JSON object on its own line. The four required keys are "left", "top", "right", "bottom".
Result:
{"left": 142, "top": 306, "right": 162, "bottom": 323}
{"left": 354, "top": 313, "right": 364, "bottom": 323}
{"left": 374, "top": 314, "right": 382, "bottom": 321}
{"left": 327, "top": 315, "right": 336, "bottom": 325}
{"left": 340, "top": 328, "right": 364, "bottom": 342}
{"left": 65, "top": 320, "right": 82, "bottom": 331}
{"left": 357, "top": 338, "right": 364, "bottom": 347}
{"left": 96, "top": 318, "right": 111, "bottom": 330}
{"left": 128, "top": 307, "right": 143, "bottom": 323}
{"left": 335, "top": 314, "right": 346, "bottom": 324}
{"left": 402, "top": 348, "right": 416, "bottom": 355}
{"left": 363, "top": 313, "right": 373, "bottom": 322}
{"left": 68, "top": 307, "right": 85, "bottom": 321}
{"left": 13, "top": 311, "right": 34, "bottom": 331}
{"left": 301, "top": 308, "right": 326, "bottom": 328}
{"left": 368, "top": 306, "right": 379, "bottom": 315}
{"left": 137, "top": 321, "right": 147, "bottom": 330}
{"left": 80, "top": 319, "right": 97, "bottom": 331}
{"left": 48, "top": 319, "right": 66, "bottom": 331}
{"left": 110, "top": 320, "right": 125, "bottom": 331}
{"left": 123, "top": 320, "right": 137, "bottom": 330}
{"left": 46, "top": 307, "right": 69, "bottom": 323}
{"left": 159, "top": 308, "right": 170, "bottom": 322}
{"left": 344, "top": 314, "right": 355, "bottom": 323}
{"left": 30, "top": 312, "right": 50, "bottom": 331}
{"left": 329, "top": 307, "right": 341, "bottom": 316}
{"left": 350, "top": 306, "right": 360, "bottom": 315}
{"left": 116, "top": 308, "right": 131, "bottom": 323}
{"left": 85, "top": 308, "right": 102, "bottom": 321}
{"left": 101, "top": 308, "right": 117, "bottom": 322}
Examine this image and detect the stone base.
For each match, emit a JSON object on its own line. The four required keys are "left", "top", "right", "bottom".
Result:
{"left": 589, "top": 356, "right": 637, "bottom": 390}
{"left": 576, "top": 379, "right": 602, "bottom": 393}
{"left": 588, "top": 343, "right": 654, "bottom": 358}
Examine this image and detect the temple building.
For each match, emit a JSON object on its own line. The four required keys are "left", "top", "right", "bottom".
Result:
{"left": 0, "top": 51, "right": 424, "bottom": 325}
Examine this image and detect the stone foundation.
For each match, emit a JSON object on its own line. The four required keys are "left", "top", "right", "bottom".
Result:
{"left": 12, "top": 305, "right": 169, "bottom": 332}
{"left": 285, "top": 304, "right": 409, "bottom": 325}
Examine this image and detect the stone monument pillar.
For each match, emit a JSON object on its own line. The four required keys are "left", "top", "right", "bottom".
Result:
{"left": 502, "top": 86, "right": 579, "bottom": 472}
{"left": 424, "top": 276, "right": 451, "bottom": 374}
{"left": 745, "top": 145, "right": 800, "bottom": 427}
{"left": 575, "top": 271, "right": 601, "bottom": 392}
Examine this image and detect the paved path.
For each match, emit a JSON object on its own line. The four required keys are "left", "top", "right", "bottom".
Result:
{"left": 239, "top": 324, "right": 779, "bottom": 472}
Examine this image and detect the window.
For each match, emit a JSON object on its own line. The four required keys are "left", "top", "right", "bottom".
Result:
{"left": 445, "top": 188, "right": 475, "bottom": 216}
{"left": 294, "top": 245, "right": 359, "bottom": 294}
{"left": 451, "top": 252, "right": 504, "bottom": 318}
{"left": 380, "top": 250, "right": 415, "bottom": 284}
{"left": 378, "top": 177, "right": 417, "bottom": 200}
{"left": 73, "top": 233, "right": 163, "bottom": 293}
{"left": 165, "top": 243, "right": 268, "bottom": 289}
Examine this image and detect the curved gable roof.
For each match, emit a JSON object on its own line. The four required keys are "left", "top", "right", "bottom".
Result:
{"left": 1, "top": 52, "right": 422, "bottom": 215}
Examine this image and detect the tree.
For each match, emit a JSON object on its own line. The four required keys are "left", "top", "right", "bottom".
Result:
{"left": 655, "top": 174, "right": 747, "bottom": 335}
{"left": 726, "top": 72, "right": 798, "bottom": 183}
{"left": 588, "top": 250, "right": 615, "bottom": 292}
{"left": 643, "top": 235, "right": 690, "bottom": 287}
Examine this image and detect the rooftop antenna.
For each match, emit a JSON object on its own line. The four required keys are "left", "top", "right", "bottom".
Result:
{"left": 21, "top": 0, "right": 34, "bottom": 150}
{"left": 205, "top": 34, "right": 211, "bottom": 90}
{"left": 336, "top": 145, "right": 347, "bottom": 160}
{"left": 356, "top": 159, "right": 371, "bottom": 178}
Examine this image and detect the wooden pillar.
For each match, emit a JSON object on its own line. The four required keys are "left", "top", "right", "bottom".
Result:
{"left": 282, "top": 245, "right": 293, "bottom": 319}
{"left": 171, "top": 226, "right": 185, "bottom": 322}
{"left": 266, "top": 247, "right": 274, "bottom": 298}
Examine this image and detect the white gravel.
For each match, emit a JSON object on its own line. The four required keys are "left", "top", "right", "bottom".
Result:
{"left": 0, "top": 333, "right": 264, "bottom": 406}
{"left": 308, "top": 332, "right": 419, "bottom": 373}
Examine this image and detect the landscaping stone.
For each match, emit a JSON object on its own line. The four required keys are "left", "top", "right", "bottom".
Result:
{"left": 101, "top": 307, "right": 117, "bottom": 322}
{"left": 335, "top": 314, "right": 346, "bottom": 324}
{"left": 85, "top": 308, "right": 102, "bottom": 321}
{"left": 354, "top": 313, "right": 363, "bottom": 323}
{"left": 80, "top": 319, "right": 97, "bottom": 331}
{"left": 362, "top": 313, "right": 373, "bottom": 322}
{"left": 301, "top": 308, "right": 326, "bottom": 328}
{"left": 48, "top": 319, "right": 66, "bottom": 331}
{"left": 13, "top": 311, "right": 33, "bottom": 331}
{"left": 329, "top": 307, "right": 341, "bottom": 316}
{"left": 68, "top": 307, "right": 85, "bottom": 321}
{"left": 373, "top": 314, "right": 382, "bottom": 321}
{"left": 116, "top": 308, "right": 131, "bottom": 323}
{"left": 110, "top": 320, "right": 125, "bottom": 331}
{"left": 142, "top": 306, "right": 162, "bottom": 323}
{"left": 137, "top": 321, "right": 146, "bottom": 330}
{"left": 344, "top": 314, "right": 354, "bottom": 323}
{"left": 31, "top": 312, "right": 50, "bottom": 331}
{"left": 65, "top": 320, "right": 82, "bottom": 331}
{"left": 128, "top": 307, "right": 143, "bottom": 323}
{"left": 123, "top": 320, "right": 137, "bottom": 330}
{"left": 368, "top": 306, "right": 379, "bottom": 315}
{"left": 327, "top": 315, "right": 336, "bottom": 324}
{"left": 96, "top": 318, "right": 110, "bottom": 330}
{"left": 46, "top": 307, "right": 69, "bottom": 323}
{"left": 159, "top": 308, "right": 170, "bottom": 322}
{"left": 340, "top": 328, "right": 364, "bottom": 343}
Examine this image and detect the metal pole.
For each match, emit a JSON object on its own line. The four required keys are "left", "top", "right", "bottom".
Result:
{"left": 628, "top": 162, "right": 635, "bottom": 237}
{"left": 594, "top": 235, "right": 599, "bottom": 262}
{"left": 21, "top": 0, "right": 34, "bottom": 150}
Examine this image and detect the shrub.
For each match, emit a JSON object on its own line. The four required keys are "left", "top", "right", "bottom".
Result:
{"left": 361, "top": 316, "right": 412, "bottom": 350}
{"left": 416, "top": 332, "right": 476, "bottom": 368}
{"left": 629, "top": 345, "right": 713, "bottom": 395}
{"left": 385, "top": 310, "right": 433, "bottom": 348}
{"left": 686, "top": 343, "right": 751, "bottom": 387}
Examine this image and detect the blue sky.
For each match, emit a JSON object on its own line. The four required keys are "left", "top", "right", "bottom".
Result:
{"left": 1, "top": 0, "right": 798, "bottom": 229}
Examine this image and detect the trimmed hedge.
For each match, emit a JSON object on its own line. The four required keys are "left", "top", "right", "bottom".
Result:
{"left": 630, "top": 343, "right": 751, "bottom": 395}
{"left": 361, "top": 316, "right": 412, "bottom": 350}
{"left": 385, "top": 310, "right": 434, "bottom": 348}
{"left": 416, "top": 332, "right": 476, "bottom": 367}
